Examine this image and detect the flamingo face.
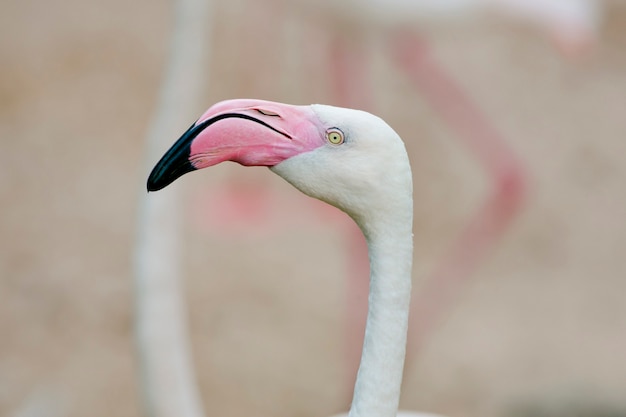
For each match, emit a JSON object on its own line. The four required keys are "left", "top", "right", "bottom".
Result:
{"left": 147, "top": 99, "right": 326, "bottom": 192}
{"left": 147, "top": 98, "right": 412, "bottom": 232}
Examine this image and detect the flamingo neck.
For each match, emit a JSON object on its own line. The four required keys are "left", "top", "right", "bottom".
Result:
{"left": 349, "top": 209, "right": 414, "bottom": 417}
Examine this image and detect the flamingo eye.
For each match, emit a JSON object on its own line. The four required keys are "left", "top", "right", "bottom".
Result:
{"left": 326, "top": 128, "right": 344, "bottom": 145}
{"left": 256, "top": 109, "right": 280, "bottom": 117}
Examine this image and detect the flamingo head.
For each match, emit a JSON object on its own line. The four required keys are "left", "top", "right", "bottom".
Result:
{"left": 147, "top": 99, "right": 412, "bottom": 225}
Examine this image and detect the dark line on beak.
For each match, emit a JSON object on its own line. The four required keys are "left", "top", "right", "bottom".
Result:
{"left": 147, "top": 112, "right": 291, "bottom": 192}
{"left": 203, "top": 112, "right": 292, "bottom": 140}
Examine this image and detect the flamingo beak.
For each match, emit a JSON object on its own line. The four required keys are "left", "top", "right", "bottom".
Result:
{"left": 147, "top": 99, "right": 324, "bottom": 192}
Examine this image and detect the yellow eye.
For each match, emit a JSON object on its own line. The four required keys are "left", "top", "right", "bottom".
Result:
{"left": 326, "top": 128, "right": 344, "bottom": 145}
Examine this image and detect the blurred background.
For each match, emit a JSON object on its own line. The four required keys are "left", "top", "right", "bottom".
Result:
{"left": 1, "top": 0, "right": 626, "bottom": 417}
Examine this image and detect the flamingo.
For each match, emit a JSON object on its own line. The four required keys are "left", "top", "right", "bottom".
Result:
{"left": 147, "top": 98, "right": 443, "bottom": 417}
{"left": 185, "top": 2, "right": 602, "bottom": 394}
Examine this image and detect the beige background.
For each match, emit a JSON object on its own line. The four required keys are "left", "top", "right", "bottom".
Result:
{"left": 1, "top": 1, "right": 625, "bottom": 417}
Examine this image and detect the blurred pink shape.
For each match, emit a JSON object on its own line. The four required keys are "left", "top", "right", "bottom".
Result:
{"left": 189, "top": 0, "right": 602, "bottom": 399}
{"left": 322, "top": 11, "right": 530, "bottom": 393}
{"left": 391, "top": 30, "right": 527, "bottom": 355}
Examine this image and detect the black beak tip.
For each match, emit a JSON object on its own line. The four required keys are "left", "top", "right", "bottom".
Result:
{"left": 146, "top": 171, "right": 167, "bottom": 193}
{"left": 146, "top": 176, "right": 163, "bottom": 193}
{"left": 146, "top": 169, "right": 161, "bottom": 192}
{"left": 145, "top": 121, "right": 202, "bottom": 193}
{"left": 146, "top": 160, "right": 196, "bottom": 192}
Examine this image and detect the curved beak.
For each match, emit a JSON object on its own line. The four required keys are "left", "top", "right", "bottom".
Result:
{"left": 147, "top": 99, "right": 324, "bottom": 192}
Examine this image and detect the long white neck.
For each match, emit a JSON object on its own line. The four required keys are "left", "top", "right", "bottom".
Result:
{"left": 268, "top": 106, "right": 415, "bottom": 417}
{"left": 349, "top": 200, "right": 414, "bottom": 417}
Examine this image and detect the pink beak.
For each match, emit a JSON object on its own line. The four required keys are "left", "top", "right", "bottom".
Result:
{"left": 147, "top": 99, "right": 325, "bottom": 191}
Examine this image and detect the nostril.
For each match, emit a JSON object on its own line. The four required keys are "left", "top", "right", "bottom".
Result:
{"left": 255, "top": 108, "right": 280, "bottom": 117}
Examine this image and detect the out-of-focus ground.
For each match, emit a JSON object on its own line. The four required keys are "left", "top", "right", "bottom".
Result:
{"left": 1, "top": 1, "right": 626, "bottom": 417}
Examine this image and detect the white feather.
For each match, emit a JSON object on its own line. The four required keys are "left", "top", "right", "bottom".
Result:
{"left": 273, "top": 105, "right": 416, "bottom": 417}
